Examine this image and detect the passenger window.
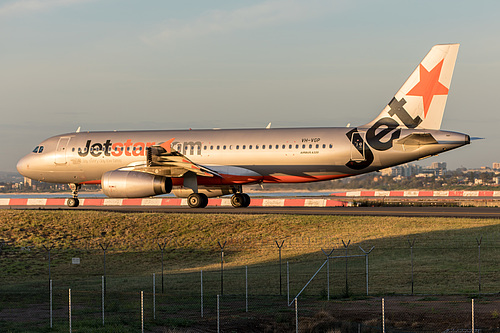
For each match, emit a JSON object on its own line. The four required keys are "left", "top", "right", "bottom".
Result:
{"left": 315, "top": 144, "right": 319, "bottom": 149}
{"left": 329, "top": 144, "right": 333, "bottom": 148}
{"left": 210, "top": 145, "right": 213, "bottom": 150}
{"left": 262, "top": 145, "right": 265, "bottom": 149}
{"left": 309, "top": 144, "right": 312, "bottom": 148}
{"left": 223, "top": 145, "right": 226, "bottom": 150}
{"left": 322, "top": 144, "right": 326, "bottom": 148}
{"left": 256, "top": 145, "right": 259, "bottom": 149}
{"left": 288, "top": 144, "right": 292, "bottom": 149}
{"left": 217, "top": 145, "right": 220, "bottom": 150}
{"left": 276, "top": 145, "right": 280, "bottom": 149}
{"left": 249, "top": 145, "right": 253, "bottom": 149}
{"left": 302, "top": 144, "right": 305, "bottom": 149}
{"left": 236, "top": 145, "right": 239, "bottom": 149}
{"left": 204, "top": 146, "right": 207, "bottom": 150}
{"left": 295, "top": 144, "right": 299, "bottom": 149}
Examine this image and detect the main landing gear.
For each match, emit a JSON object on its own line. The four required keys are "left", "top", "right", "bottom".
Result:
{"left": 67, "top": 183, "right": 81, "bottom": 208}
{"left": 186, "top": 192, "right": 251, "bottom": 208}
{"left": 187, "top": 193, "right": 209, "bottom": 208}
{"left": 231, "top": 193, "right": 250, "bottom": 208}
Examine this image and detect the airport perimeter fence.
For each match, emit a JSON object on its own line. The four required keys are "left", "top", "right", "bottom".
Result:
{"left": 1, "top": 236, "right": 500, "bottom": 332}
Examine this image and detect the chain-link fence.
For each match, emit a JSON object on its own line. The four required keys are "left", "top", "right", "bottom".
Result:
{"left": 1, "top": 236, "right": 499, "bottom": 332}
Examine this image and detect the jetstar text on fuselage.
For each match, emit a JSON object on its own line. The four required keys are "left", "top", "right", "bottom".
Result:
{"left": 78, "top": 140, "right": 157, "bottom": 157}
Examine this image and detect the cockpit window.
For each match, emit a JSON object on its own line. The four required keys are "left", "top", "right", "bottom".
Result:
{"left": 32, "top": 146, "right": 44, "bottom": 153}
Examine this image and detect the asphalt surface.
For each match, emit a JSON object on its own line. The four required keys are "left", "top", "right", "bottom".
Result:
{"left": 7, "top": 205, "right": 500, "bottom": 218}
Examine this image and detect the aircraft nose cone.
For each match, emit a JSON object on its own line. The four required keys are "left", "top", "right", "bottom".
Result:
{"left": 16, "top": 155, "right": 32, "bottom": 177}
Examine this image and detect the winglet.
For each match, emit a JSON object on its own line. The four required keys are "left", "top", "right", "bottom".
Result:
{"left": 160, "top": 138, "right": 176, "bottom": 153}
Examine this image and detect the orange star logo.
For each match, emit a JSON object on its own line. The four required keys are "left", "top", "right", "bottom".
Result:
{"left": 407, "top": 59, "right": 449, "bottom": 118}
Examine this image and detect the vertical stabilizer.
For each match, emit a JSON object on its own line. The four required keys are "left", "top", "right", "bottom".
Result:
{"left": 364, "top": 44, "right": 459, "bottom": 130}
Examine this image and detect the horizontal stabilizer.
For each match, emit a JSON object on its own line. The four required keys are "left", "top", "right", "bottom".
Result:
{"left": 395, "top": 133, "right": 438, "bottom": 146}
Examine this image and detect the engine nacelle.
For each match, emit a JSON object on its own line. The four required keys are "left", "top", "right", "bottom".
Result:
{"left": 101, "top": 170, "right": 172, "bottom": 198}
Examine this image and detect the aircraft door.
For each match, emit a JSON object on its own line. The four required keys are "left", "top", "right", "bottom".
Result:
{"left": 349, "top": 131, "right": 367, "bottom": 162}
{"left": 55, "top": 137, "right": 70, "bottom": 164}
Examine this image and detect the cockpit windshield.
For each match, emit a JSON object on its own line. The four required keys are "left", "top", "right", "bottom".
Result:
{"left": 32, "top": 146, "right": 44, "bottom": 153}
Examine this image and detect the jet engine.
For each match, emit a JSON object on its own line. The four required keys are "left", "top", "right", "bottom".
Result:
{"left": 101, "top": 170, "right": 172, "bottom": 198}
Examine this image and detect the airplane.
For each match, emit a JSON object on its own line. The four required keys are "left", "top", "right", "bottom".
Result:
{"left": 17, "top": 44, "right": 470, "bottom": 208}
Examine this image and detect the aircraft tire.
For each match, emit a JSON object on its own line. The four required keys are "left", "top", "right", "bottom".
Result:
{"left": 231, "top": 193, "right": 245, "bottom": 208}
{"left": 67, "top": 198, "right": 79, "bottom": 208}
{"left": 242, "top": 193, "right": 251, "bottom": 207}
{"left": 200, "top": 193, "right": 209, "bottom": 208}
{"left": 187, "top": 193, "right": 207, "bottom": 208}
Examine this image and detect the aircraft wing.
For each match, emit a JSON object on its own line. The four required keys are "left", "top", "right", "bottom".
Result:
{"left": 119, "top": 142, "right": 221, "bottom": 178}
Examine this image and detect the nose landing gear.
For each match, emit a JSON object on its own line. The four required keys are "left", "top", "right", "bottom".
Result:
{"left": 67, "top": 183, "right": 81, "bottom": 207}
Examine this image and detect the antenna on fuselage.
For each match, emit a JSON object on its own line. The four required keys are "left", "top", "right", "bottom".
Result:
{"left": 266, "top": 122, "right": 272, "bottom": 129}
{"left": 76, "top": 127, "right": 81, "bottom": 133}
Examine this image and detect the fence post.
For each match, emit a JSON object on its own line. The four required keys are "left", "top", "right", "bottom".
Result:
{"left": 141, "top": 291, "right": 144, "bottom": 333}
{"left": 382, "top": 298, "right": 385, "bottom": 333}
{"left": 476, "top": 236, "right": 482, "bottom": 295}
{"left": 153, "top": 273, "right": 156, "bottom": 320}
{"left": 217, "top": 241, "right": 227, "bottom": 296}
{"left": 99, "top": 242, "right": 110, "bottom": 294}
{"left": 157, "top": 240, "right": 167, "bottom": 294}
{"left": 217, "top": 294, "right": 220, "bottom": 333}
{"left": 42, "top": 244, "right": 54, "bottom": 286}
{"left": 342, "top": 240, "right": 351, "bottom": 297}
{"left": 287, "top": 261, "right": 290, "bottom": 305}
{"left": 69, "top": 289, "right": 72, "bottom": 333}
{"left": 321, "top": 247, "right": 335, "bottom": 300}
{"left": 102, "top": 276, "right": 105, "bottom": 326}
{"left": 50, "top": 279, "right": 53, "bottom": 328}
{"left": 201, "top": 270, "right": 204, "bottom": 318}
{"left": 245, "top": 265, "right": 248, "bottom": 312}
{"left": 408, "top": 238, "right": 416, "bottom": 295}
{"left": 295, "top": 298, "right": 299, "bottom": 333}
{"left": 472, "top": 298, "right": 475, "bottom": 333}
{"left": 275, "top": 240, "right": 285, "bottom": 296}
{"left": 359, "top": 245, "right": 375, "bottom": 296}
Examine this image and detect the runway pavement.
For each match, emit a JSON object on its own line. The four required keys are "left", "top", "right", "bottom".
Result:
{"left": 7, "top": 205, "right": 500, "bottom": 218}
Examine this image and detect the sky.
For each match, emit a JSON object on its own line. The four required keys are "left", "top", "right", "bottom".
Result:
{"left": 1, "top": 0, "right": 499, "bottom": 172}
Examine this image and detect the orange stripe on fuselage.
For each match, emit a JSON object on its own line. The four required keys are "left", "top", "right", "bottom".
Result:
{"left": 82, "top": 174, "right": 349, "bottom": 187}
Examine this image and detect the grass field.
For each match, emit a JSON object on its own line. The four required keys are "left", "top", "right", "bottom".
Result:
{"left": 1, "top": 210, "right": 499, "bottom": 332}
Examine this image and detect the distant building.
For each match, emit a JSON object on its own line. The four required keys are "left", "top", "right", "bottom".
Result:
{"left": 493, "top": 162, "right": 500, "bottom": 170}
{"left": 429, "top": 162, "right": 447, "bottom": 176}
{"left": 24, "top": 177, "right": 32, "bottom": 187}
{"left": 391, "top": 164, "right": 422, "bottom": 177}
{"left": 380, "top": 168, "right": 393, "bottom": 176}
